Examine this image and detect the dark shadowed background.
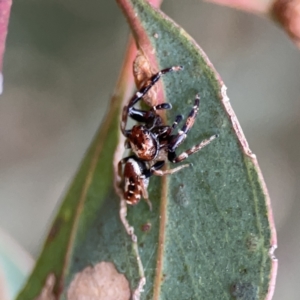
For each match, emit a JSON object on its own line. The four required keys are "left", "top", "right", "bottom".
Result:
{"left": 0, "top": 1, "right": 299, "bottom": 299}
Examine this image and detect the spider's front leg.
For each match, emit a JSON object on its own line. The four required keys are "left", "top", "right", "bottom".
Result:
{"left": 121, "top": 101, "right": 171, "bottom": 136}
{"left": 120, "top": 66, "right": 183, "bottom": 136}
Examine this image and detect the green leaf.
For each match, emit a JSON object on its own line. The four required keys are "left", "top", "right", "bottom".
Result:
{"left": 17, "top": 1, "right": 277, "bottom": 299}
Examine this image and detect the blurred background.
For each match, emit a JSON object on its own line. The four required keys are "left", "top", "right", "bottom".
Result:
{"left": 0, "top": 0, "right": 299, "bottom": 299}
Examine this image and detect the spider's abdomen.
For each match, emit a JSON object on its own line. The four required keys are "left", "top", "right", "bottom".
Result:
{"left": 129, "top": 125, "right": 158, "bottom": 161}
{"left": 123, "top": 158, "right": 149, "bottom": 205}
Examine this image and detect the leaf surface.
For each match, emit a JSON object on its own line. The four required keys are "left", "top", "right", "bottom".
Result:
{"left": 17, "top": 1, "right": 277, "bottom": 299}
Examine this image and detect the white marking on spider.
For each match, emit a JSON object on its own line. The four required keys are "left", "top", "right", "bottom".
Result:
{"left": 179, "top": 153, "right": 188, "bottom": 159}
{"left": 128, "top": 158, "right": 143, "bottom": 176}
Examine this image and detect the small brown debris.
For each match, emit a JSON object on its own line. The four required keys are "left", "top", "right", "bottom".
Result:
{"left": 47, "top": 218, "right": 63, "bottom": 242}
{"left": 230, "top": 282, "right": 258, "bottom": 299}
{"left": 141, "top": 222, "right": 152, "bottom": 232}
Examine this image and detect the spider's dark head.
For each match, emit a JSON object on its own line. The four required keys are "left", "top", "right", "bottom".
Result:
{"left": 129, "top": 125, "right": 159, "bottom": 161}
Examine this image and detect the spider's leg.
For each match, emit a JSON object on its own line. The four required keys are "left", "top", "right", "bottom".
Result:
{"left": 139, "top": 179, "right": 152, "bottom": 211}
{"left": 120, "top": 66, "right": 182, "bottom": 134}
{"left": 138, "top": 161, "right": 164, "bottom": 211}
{"left": 129, "top": 66, "right": 182, "bottom": 108}
{"left": 152, "top": 162, "right": 190, "bottom": 176}
{"left": 143, "top": 161, "right": 165, "bottom": 178}
{"left": 154, "top": 103, "right": 172, "bottom": 111}
{"left": 130, "top": 102, "right": 172, "bottom": 124}
{"left": 144, "top": 159, "right": 189, "bottom": 176}
{"left": 171, "top": 114, "right": 184, "bottom": 131}
{"left": 168, "top": 95, "right": 200, "bottom": 152}
{"left": 121, "top": 103, "right": 171, "bottom": 136}
{"left": 168, "top": 134, "right": 218, "bottom": 163}
{"left": 152, "top": 115, "right": 184, "bottom": 144}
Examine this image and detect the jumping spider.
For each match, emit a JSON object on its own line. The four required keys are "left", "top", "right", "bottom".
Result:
{"left": 119, "top": 66, "right": 218, "bottom": 209}
{"left": 120, "top": 65, "right": 182, "bottom": 162}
